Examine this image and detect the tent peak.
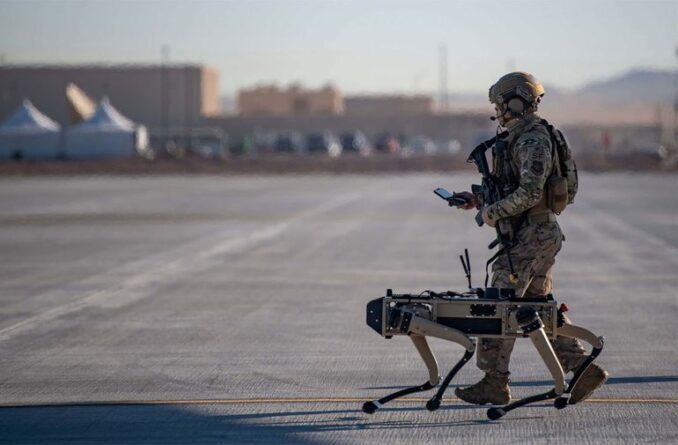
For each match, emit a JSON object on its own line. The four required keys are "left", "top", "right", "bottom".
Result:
{"left": 0, "top": 100, "right": 60, "bottom": 132}
{"left": 69, "top": 98, "right": 136, "bottom": 132}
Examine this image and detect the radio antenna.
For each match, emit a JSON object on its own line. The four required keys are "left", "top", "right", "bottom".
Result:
{"left": 459, "top": 248, "right": 473, "bottom": 290}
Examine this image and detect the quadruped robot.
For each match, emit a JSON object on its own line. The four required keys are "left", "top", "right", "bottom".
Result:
{"left": 362, "top": 189, "right": 605, "bottom": 421}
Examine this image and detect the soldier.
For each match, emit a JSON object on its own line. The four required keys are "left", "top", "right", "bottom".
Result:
{"left": 452, "top": 72, "right": 608, "bottom": 405}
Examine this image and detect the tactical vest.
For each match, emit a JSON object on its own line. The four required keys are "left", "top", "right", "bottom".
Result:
{"left": 492, "top": 117, "right": 578, "bottom": 216}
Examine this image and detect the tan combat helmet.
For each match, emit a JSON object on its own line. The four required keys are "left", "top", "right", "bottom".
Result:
{"left": 489, "top": 72, "right": 545, "bottom": 115}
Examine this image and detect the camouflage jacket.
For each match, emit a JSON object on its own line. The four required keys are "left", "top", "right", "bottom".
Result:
{"left": 484, "top": 113, "right": 553, "bottom": 224}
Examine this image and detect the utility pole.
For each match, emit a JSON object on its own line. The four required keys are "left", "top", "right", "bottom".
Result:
{"left": 438, "top": 43, "right": 448, "bottom": 114}
{"left": 0, "top": 53, "right": 5, "bottom": 119}
{"left": 184, "top": 66, "right": 191, "bottom": 150}
{"left": 161, "top": 45, "right": 170, "bottom": 148}
{"left": 673, "top": 45, "right": 677, "bottom": 145}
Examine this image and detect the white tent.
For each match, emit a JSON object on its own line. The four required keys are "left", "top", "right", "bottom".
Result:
{"left": 0, "top": 100, "right": 61, "bottom": 160}
{"left": 65, "top": 98, "right": 147, "bottom": 160}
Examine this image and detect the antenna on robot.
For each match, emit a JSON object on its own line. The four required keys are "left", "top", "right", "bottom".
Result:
{"left": 459, "top": 248, "right": 473, "bottom": 290}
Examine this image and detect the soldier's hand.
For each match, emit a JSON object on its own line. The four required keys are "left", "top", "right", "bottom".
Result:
{"left": 453, "top": 191, "right": 478, "bottom": 210}
{"left": 482, "top": 206, "right": 497, "bottom": 227}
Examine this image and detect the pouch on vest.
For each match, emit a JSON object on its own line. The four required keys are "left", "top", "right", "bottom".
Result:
{"left": 547, "top": 174, "right": 568, "bottom": 214}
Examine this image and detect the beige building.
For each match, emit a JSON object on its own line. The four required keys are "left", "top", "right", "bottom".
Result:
{"left": 345, "top": 94, "right": 434, "bottom": 117}
{"left": 238, "top": 84, "right": 343, "bottom": 117}
{"left": 0, "top": 65, "right": 220, "bottom": 127}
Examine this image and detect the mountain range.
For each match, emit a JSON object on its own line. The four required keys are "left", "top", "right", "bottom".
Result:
{"left": 449, "top": 68, "right": 676, "bottom": 126}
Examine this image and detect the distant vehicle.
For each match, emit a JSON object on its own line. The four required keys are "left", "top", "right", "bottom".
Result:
{"left": 162, "top": 139, "right": 184, "bottom": 159}
{"left": 149, "top": 127, "right": 227, "bottom": 159}
{"left": 229, "top": 134, "right": 254, "bottom": 156}
{"left": 191, "top": 141, "right": 226, "bottom": 159}
{"left": 340, "top": 130, "right": 372, "bottom": 155}
{"left": 374, "top": 132, "right": 401, "bottom": 154}
{"left": 189, "top": 130, "right": 228, "bottom": 159}
{"left": 253, "top": 132, "right": 277, "bottom": 156}
{"left": 434, "top": 138, "right": 462, "bottom": 155}
{"left": 274, "top": 131, "right": 305, "bottom": 154}
{"left": 305, "top": 132, "right": 342, "bottom": 157}
{"left": 401, "top": 135, "right": 436, "bottom": 157}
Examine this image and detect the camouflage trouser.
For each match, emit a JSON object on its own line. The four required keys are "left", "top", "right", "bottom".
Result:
{"left": 477, "top": 220, "right": 587, "bottom": 375}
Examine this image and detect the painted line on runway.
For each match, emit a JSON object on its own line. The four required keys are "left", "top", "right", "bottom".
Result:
{"left": 1, "top": 397, "right": 676, "bottom": 408}
{"left": 0, "top": 190, "right": 366, "bottom": 342}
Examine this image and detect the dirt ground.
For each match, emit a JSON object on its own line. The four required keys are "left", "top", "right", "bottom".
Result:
{"left": 0, "top": 152, "right": 672, "bottom": 176}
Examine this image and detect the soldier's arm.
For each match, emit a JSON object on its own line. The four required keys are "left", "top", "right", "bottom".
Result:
{"left": 484, "top": 134, "right": 552, "bottom": 223}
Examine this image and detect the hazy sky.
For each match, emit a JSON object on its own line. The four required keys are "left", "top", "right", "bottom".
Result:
{"left": 0, "top": 0, "right": 676, "bottom": 95}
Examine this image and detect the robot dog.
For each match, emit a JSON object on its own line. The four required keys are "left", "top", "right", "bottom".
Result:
{"left": 362, "top": 191, "right": 604, "bottom": 421}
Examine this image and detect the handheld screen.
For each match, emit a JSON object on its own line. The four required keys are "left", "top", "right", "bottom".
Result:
{"left": 434, "top": 188, "right": 454, "bottom": 200}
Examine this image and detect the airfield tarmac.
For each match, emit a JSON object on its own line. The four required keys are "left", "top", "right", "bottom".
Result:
{"left": 0, "top": 172, "right": 676, "bottom": 444}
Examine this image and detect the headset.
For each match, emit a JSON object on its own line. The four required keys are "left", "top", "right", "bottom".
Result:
{"left": 491, "top": 94, "right": 541, "bottom": 121}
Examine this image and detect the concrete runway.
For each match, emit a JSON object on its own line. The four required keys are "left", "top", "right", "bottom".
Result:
{"left": 0, "top": 172, "right": 676, "bottom": 444}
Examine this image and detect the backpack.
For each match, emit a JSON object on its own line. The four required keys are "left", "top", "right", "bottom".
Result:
{"left": 540, "top": 119, "right": 578, "bottom": 213}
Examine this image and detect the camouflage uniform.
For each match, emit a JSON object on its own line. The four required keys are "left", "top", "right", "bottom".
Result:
{"left": 457, "top": 72, "right": 607, "bottom": 405}
{"left": 479, "top": 113, "right": 587, "bottom": 376}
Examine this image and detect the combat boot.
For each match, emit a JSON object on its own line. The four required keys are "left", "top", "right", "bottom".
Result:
{"left": 454, "top": 372, "right": 510, "bottom": 405}
{"left": 569, "top": 363, "right": 609, "bottom": 404}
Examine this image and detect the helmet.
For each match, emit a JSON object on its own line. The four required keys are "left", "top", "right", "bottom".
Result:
{"left": 488, "top": 72, "right": 545, "bottom": 114}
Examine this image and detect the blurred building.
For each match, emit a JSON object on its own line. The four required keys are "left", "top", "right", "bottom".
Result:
{"left": 344, "top": 94, "right": 434, "bottom": 117}
{"left": 0, "top": 64, "right": 220, "bottom": 127}
{"left": 238, "top": 84, "right": 343, "bottom": 117}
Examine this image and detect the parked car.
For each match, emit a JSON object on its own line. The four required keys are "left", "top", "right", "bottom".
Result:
{"left": 340, "top": 130, "right": 372, "bottom": 155}
{"left": 374, "top": 132, "right": 401, "bottom": 154}
{"left": 189, "top": 130, "right": 228, "bottom": 159}
{"left": 434, "top": 138, "right": 462, "bottom": 155}
{"left": 229, "top": 134, "right": 254, "bottom": 156}
{"left": 274, "top": 131, "right": 305, "bottom": 154}
{"left": 401, "top": 135, "right": 436, "bottom": 157}
{"left": 305, "top": 132, "right": 342, "bottom": 157}
{"left": 253, "top": 131, "right": 277, "bottom": 156}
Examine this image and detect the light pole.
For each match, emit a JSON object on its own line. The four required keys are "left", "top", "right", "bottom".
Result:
{"left": 438, "top": 43, "right": 448, "bottom": 113}
{"left": 161, "top": 45, "right": 170, "bottom": 148}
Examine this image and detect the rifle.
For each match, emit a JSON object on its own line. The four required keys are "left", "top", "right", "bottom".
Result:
{"left": 467, "top": 132, "right": 519, "bottom": 284}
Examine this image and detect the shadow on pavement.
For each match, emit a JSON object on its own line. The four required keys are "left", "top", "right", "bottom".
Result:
{"left": 0, "top": 402, "right": 535, "bottom": 444}
{"left": 0, "top": 404, "right": 325, "bottom": 445}
{"left": 363, "top": 374, "right": 678, "bottom": 390}
{"left": 2, "top": 373, "right": 674, "bottom": 444}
